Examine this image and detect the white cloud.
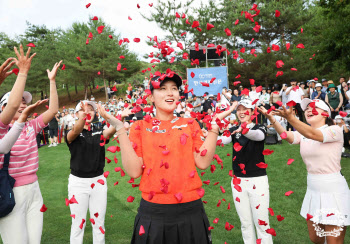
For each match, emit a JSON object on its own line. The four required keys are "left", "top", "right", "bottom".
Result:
{"left": 0, "top": 0, "right": 210, "bottom": 61}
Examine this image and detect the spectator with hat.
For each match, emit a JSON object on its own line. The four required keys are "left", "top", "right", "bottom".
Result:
{"left": 311, "top": 83, "right": 326, "bottom": 101}
{"left": 325, "top": 83, "right": 343, "bottom": 119}
{"left": 321, "top": 78, "right": 328, "bottom": 93}
{"left": 307, "top": 80, "right": 316, "bottom": 98}
{"left": 202, "top": 93, "right": 214, "bottom": 114}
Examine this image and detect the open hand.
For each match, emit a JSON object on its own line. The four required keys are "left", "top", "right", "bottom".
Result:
{"left": 18, "top": 99, "right": 48, "bottom": 123}
{"left": 14, "top": 44, "right": 36, "bottom": 74}
{"left": 0, "top": 58, "right": 16, "bottom": 85}
{"left": 257, "top": 106, "right": 274, "bottom": 122}
{"left": 77, "top": 102, "right": 87, "bottom": 120}
{"left": 271, "top": 105, "right": 293, "bottom": 120}
{"left": 97, "top": 104, "right": 111, "bottom": 121}
{"left": 47, "top": 61, "right": 62, "bottom": 81}
{"left": 121, "top": 106, "right": 134, "bottom": 120}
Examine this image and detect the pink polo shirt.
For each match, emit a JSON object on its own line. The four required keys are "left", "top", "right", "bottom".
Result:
{"left": 0, "top": 115, "right": 47, "bottom": 187}
{"left": 292, "top": 125, "right": 343, "bottom": 174}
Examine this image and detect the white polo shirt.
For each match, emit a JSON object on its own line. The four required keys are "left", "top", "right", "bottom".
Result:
{"left": 286, "top": 87, "right": 304, "bottom": 103}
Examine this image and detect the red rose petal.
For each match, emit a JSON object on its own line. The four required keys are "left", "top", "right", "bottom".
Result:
{"left": 285, "top": 191, "right": 294, "bottom": 196}
{"left": 287, "top": 158, "right": 294, "bottom": 165}
{"left": 40, "top": 204, "right": 47, "bottom": 212}
{"left": 127, "top": 196, "right": 135, "bottom": 202}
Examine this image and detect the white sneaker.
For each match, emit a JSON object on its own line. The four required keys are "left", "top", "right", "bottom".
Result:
{"left": 48, "top": 144, "right": 53, "bottom": 148}
{"left": 53, "top": 143, "right": 57, "bottom": 147}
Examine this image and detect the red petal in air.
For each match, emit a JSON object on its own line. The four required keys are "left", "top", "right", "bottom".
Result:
{"left": 275, "top": 10, "right": 281, "bottom": 17}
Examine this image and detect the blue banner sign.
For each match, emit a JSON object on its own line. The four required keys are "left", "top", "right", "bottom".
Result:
{"left": 187, "top": 66, "right": 228, "bottom": 96}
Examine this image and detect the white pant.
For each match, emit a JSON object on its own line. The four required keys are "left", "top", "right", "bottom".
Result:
{"left": 231, "top": 175, "right": 273, "bottom": 244}
{"left": 68, "top": 174, "right": 107, "bottom": 244}
{"left": 0, "top": 181, "right": 43, "bottom": 244}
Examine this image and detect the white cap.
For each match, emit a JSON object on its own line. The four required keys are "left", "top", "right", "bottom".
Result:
{"left": 0, "top": 91, "right": 32, "bottom": 112}
{"left": 209, "top": 94, "right": 214, "bottom": 98}
{"left": 300, "top": 98, "right": 331, "bottom": 117}
{"left": 309, "top": 79, "right": 316, "bottom": 83}
{"left": 74, "top": 100, "right": 97, "bottom": 113}
{"left": 237, "top": 98, "right": 255, "bottom": 109}
{"left": 334, "top": 115, "right": 343, "bottom": 120}
{"left": 315, "top": 83, "right": 322, "bottom": 88}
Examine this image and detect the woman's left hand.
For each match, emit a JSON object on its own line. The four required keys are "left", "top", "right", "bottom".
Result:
{"left": 97, "top": 104, "right": 111, "bottom": 121}
{"left": 272, "top": 105, "right": 293, "bottom": 120}
{"left": 47, "top": 60, "right": 62, "bottom": 81}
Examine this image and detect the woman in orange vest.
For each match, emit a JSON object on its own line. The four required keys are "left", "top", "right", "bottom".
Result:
{"left": 108, "top": 73, "right": 234, "bottom": 244}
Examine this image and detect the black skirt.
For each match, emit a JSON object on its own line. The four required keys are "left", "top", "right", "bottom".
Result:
{"left": 131, "top": 198, "right": 212, "bottom": 244}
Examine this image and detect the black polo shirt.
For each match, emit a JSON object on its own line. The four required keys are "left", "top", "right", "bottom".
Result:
{"left": 230, "top": 123, "right": 267, "bottom": 178}
{"left": 67, "top": 125, "right": 108, "bottom": 178}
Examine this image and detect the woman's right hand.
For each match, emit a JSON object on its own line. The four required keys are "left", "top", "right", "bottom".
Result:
{"left": 121, "top": 106, "right": 134, "bottom": 120}
{"left": 18, "top": 99, "right": 48, "bottom": 123}
{"left": 14, "top": 44, "right": 36, "bottom": 74}
{"left": 0, "top": 58, "right": 16, "bottom": 85}
{"left": 77, "top": 102, "right": 87, "bottom": 120}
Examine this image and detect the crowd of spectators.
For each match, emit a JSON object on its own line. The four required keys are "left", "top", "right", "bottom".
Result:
{"left": 36, "top": 76, "right": 350, "bottom": 156}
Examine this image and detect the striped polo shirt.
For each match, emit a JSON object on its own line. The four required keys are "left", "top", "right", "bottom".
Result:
{"left": 0, "top": 115, "right": 47, "bottom": 187}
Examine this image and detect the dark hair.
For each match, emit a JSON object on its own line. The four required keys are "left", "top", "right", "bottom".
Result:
{"left": 179, "top": 111, "right": 185, "bottom": 115}
{"left": 325, "top": 117, "right": 334, "bottom": 126}
{"left": 290, "top": 78, "right": 297, "bottom": 82}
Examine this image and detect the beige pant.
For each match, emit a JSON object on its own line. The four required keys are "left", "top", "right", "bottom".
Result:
{"left": 0, "top": 181, "right": 43, "bottom": 244}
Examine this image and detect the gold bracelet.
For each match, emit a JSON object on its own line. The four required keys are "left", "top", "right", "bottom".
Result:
{"left": 208, "top": 130, "right": 219, "bottom": 136}
{"left": 18, "top": 73, "right": 27, "bottom": 77}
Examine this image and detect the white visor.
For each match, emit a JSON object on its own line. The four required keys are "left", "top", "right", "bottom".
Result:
{"left": 74, "top": 100, "right": 97, "bottom": 113}
{"left": 300, "top": 98, "right": 331, "bottom": 117}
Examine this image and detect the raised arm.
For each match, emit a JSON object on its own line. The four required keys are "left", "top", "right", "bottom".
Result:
{"left": 0, "top": 57, "right": 16, "bottom": 86}
{"left": 66, "top": 102, "right": 86, "bottom": 143}
{"left": 273, "top": 106, "right": 324, "bottom": 142}
{"left": 258, "top": 106, "right": 295, "bottom": 144}
{"left": 194, "top": 102, "right": 237, "bottom": 169}
{"left": 42, "top": 61, "right": 61, "bottom": 125}
{"left": 0, "top": 45, "right": 36, "bottom": 125}
{"left": 114, "top": 107, "right": 144, "bottom": 179}
{"left": 0, "top": 99, "right": 47, "bottom": 154}
{"left": 96, "top": 104, "right": 117, "bottom": 140}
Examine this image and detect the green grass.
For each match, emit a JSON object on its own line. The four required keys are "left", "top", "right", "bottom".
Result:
{"left": 5, "top": 141, "right": 350, "bottom": 243}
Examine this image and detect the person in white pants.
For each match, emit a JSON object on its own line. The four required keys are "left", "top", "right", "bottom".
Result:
{"left": 68, "top": 174, "right": 107, "bottom": 243}
{"left": 221, "top": 98, "right": 273, "bottom": 244}
{"left": 66, "top": 101, "right": 120, "bottom": 243}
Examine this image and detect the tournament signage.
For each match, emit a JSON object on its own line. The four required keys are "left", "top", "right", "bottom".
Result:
{"left": 187, "top": 66, "right": 228, "bottom": 96}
